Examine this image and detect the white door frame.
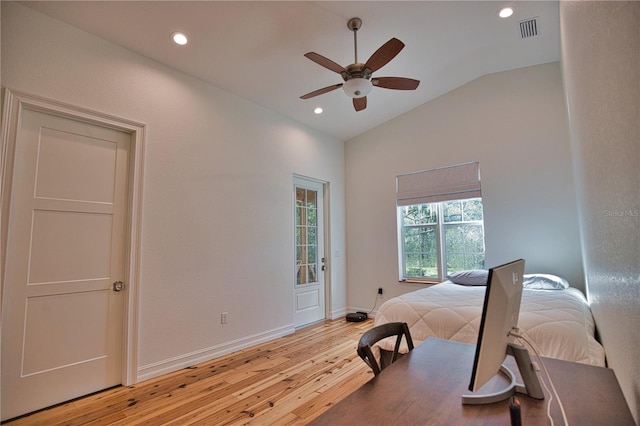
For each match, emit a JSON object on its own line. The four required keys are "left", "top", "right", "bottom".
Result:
{"left": 292, "top": 174, "right": 331, "bottom": 326}
{"left": 322, "top": 181, "right": 332, "bottom": 320}
{"left": 1, "top": 89, "right": 145, "bottom": 386}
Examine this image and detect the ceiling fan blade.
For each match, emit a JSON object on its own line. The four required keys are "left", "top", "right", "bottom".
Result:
{"left": 372, "top": 77, "right": 420, "bottom": 90}
{"left": 304, "top": 52, "right": 348, "bottom": 74}
{"left": 300, "top": 84, "right": 343, "bottom": 99}
{"left": 353, "top": 97, "right": 367, "bottom": 112}
{"left": 364, "top": 38, "right": 405, "bottom": 73}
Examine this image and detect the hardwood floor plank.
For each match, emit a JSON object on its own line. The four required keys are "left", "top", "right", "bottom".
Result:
{"left": 241, "top": 356, "right": 370, "bottom": 425}
{"left": 227, "top": 348, "right": 360, "bottom": 423}
{"left": 292, "top": 366, "right": 371, "bottom": 423}
{"left": 4, "top": 319, "right": 374, "bottom": 425}
{"left": 175, "top": 342, "right": 362, "bottom": 424}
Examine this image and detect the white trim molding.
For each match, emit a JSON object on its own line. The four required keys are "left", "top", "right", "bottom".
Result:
{"left": 137, "top": 324, "right": 296, "bottom": 382}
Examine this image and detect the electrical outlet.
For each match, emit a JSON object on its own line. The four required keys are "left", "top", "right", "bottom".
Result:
{"left": 378, "top": 287, "right": 383, "bottom": 295}
{"left": 221, "top": 312, "right": 228, "bottom": 324}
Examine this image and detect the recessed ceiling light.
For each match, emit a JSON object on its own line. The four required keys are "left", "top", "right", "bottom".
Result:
{"left": 172, "top": 32, "right": 188, "bottom": 45}
{"left": 314, "top": 107, "right": 323, "bottom": 114}
{"left": 498, "top": 7, "right": 514, "bottom": 18}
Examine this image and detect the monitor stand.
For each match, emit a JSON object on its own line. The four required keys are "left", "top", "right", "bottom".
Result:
{"left": 462, "top": 343, "right": 545, "bottom": 405}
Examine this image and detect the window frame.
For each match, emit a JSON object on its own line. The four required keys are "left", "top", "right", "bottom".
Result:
{"left": 397, "top": 198, "right": 485, "bottom": 283}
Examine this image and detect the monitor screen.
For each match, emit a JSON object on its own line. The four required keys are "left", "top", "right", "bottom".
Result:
{"left": 463, "top": 259, "right": 544, "bottom": 405}
{"left": 468, "top": 259, "right": 525, "bottom": 394}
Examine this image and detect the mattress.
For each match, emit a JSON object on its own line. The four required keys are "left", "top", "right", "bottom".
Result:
{"left": 373, "top": 282, "right": 605, "bottom": 366}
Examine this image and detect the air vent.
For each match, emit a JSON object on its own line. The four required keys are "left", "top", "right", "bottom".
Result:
{"left": 518, "top": 17, "right": 539, "bottom": 38}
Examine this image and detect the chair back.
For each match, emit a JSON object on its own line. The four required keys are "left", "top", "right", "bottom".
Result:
{"left": 357, "top": 322, "right": 414, "bottom": 376}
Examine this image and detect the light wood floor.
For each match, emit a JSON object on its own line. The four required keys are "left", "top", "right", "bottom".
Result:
{"left": 5, "top": 319, "right": 374, "bottom": 425}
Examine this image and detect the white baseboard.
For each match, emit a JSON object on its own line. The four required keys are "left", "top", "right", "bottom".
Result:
{"left": 327, "top": 307, "right": 348, "bottom": 320}
{"left": 136, "top": 323, "right": 295, "bottom": 383}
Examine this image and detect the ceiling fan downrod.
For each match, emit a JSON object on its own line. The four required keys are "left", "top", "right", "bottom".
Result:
{"left": 347, "top": 17, "right": 362, "bottom": 64}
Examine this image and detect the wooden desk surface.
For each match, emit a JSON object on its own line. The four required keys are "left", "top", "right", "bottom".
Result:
{"left": 310, "top": 338, "right": 634, "bottom": 425}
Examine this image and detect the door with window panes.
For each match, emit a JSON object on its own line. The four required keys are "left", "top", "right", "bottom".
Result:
{"left": 293, "top": 177, "right": 325, "bottom": 327}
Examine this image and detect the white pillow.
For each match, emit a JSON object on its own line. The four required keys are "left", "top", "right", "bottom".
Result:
{"left": 522, "top": 274, "right": 569, "bottom": 290}
{"left": 446, "top": 269, "right": 489, "bottom": 286}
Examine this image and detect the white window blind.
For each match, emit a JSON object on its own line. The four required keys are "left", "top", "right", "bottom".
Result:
{"left": 396, "top": 162, "right": 481, "bottom": 206}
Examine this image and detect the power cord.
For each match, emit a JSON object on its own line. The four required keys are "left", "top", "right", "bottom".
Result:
{"left": 510, "top": 329, "right": 569, "bottom": 426}
{"left": 368, "top": 288, "right": 381, "bottom": 315}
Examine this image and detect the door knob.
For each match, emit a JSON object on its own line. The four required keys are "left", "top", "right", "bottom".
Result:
{"left": 113, "top": 281, "right": 124, "bottom": 292}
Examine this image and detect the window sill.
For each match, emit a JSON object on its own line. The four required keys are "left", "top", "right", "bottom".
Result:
{"left": 399, "top": 279, "right": 441, "bottom": 285}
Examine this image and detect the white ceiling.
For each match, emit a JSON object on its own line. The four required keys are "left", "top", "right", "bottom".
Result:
{"left": 21, "top": 1, "right": 560, "bottom": 141}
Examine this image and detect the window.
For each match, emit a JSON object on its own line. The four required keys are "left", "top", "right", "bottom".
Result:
{"left": 399, "top": 198, "right": 485, "bottom": 281}
{"left": 296, "top": 187, "right": 318, "bottom": 285}
{"left": 397, "top": 163, "right": 485, "bottom": 282}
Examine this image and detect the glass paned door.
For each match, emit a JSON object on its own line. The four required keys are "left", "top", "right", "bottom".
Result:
{"left": 296, "top": 188, "right": 318, "bottom": 285}
{"left": 293, "top": 176, "right": 325, "bottom": 327}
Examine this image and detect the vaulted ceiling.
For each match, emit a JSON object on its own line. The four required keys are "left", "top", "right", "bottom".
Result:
{"left": 21, "top": 1, "right": 560, "bottom": 140}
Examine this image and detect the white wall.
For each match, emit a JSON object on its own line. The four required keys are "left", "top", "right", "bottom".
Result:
{"left": 560, "top": 2, "right": 640, "bottom": 422}
{"left": 345, "top": 62, "right": 583, "bottom": 310}
{"left": 1, "top": 2, "right": 346, "bottom": 380}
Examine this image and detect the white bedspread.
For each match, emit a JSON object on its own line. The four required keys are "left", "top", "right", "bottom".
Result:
{"left": 374, "top": 282, "right": 605, "bottom": 366}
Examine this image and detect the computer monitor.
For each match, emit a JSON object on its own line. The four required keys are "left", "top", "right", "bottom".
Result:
{"left": 462, "top": 259, "right": 545, "bottom": 405}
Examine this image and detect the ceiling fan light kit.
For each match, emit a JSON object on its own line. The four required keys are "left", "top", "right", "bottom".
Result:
{"left": 343, "top": 77, "right": 372, "bottom": 98}
{"left": 301, "top": 17, "right": 420, "bottom": 111}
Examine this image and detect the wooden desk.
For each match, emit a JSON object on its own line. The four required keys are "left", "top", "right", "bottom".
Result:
{"left": 310, "top": 338, "right": 634, "bottom": 425}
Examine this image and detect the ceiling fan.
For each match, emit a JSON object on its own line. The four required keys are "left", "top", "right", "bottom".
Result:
{"left": 300, "top": 17, "right": 420, "bottom": 112}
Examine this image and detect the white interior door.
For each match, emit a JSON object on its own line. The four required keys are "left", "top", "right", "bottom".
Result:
{"left": 293, "top": 177, "right": 326, "bottom": 328}
{"left": 1, "top": 108, "right": 130, "bottom": 420}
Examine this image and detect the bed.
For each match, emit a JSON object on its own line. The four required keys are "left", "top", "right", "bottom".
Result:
{"left": 373, "top": 273, "right": 606, "bottom": 367}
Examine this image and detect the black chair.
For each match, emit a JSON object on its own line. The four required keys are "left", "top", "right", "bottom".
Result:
{"left": 357, "top": 322, "right": 414, "bottom": 376}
